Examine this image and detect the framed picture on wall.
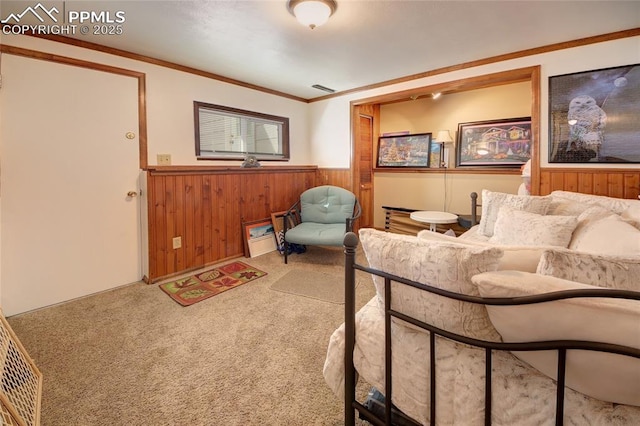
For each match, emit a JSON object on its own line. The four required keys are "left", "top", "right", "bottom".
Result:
{"left": 549, "top": 63, "right": 640, "bottom": 163}
{"left": 456, "top": 117, "right": 531, "bottom": 168}
{"left": 376, "top": 133, "right": 432, "bottom": 168}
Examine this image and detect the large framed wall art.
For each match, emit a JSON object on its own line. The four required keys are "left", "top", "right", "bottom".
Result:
{"left": 456, "top": 117, "right": 532, "bottom": 168}
{"left": 376, "top": 133, "right": 432, "bottom": 168}
{"left": 549, "top": 63, "right": 640, "bottom": 163}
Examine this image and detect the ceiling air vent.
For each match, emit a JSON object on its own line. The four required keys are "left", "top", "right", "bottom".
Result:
{"left": 312, "top": 84, "right": 336, "bottom": 93}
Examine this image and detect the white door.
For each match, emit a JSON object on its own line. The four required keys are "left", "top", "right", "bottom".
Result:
{"left": 0, "top": 54, "right": 142, "bottom": 316}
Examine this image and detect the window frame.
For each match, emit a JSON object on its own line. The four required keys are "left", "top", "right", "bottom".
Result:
{"left": 194, "top": 101, "right": 290, "bottom": 161}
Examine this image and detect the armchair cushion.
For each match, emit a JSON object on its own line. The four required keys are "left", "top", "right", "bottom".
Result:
{"left": 300, "top": 185, "right": 357, "bottom": 224}
{"left": 284, "top": 222, "right": 347, "bottom": 246}
{"left": 283, "top": 185, "right": 359, "bottom": 261}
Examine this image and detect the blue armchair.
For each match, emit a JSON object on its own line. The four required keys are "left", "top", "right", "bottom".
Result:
{"left": 283, "top": 185, "right": 361, "bottom": 264}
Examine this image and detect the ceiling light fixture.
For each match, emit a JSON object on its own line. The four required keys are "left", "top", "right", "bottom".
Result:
{"left": 287, "top": 0, "right": 337, "bottom": 29}
{"left": 432, "top": 92, "right": 442, "bottom": 99}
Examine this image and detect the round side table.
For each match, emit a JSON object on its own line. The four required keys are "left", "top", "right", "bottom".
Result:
{"left": 410, "top": 211, "right": 458, "bottom": 232}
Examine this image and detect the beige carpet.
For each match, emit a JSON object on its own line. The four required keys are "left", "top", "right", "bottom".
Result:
{"left": 271, "top": 269, "right": 345, "bottom": 304}
{"left": 6, "top": 245, "right": 375, "bottom": 426}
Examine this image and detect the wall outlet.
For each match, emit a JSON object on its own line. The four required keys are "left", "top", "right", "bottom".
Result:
{"left": 172, "top": 236, "right": 182, "bottom": 249}
{"left": 157, "top": 154, "right": 172, "bottom": 165}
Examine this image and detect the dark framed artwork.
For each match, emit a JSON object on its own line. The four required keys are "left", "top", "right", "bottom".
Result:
{"left": 456, "top": 117, "right": 532, "bottom": 167}
{"left": 549, "top": 63, "right": 640, "bottom": 163}
{"left": 376, "top": 133, "right": 432, "bottom": 168}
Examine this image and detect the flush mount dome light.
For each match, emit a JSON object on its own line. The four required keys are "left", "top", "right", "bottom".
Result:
{"left": 288, "top": 0, "right": 337, "bottom": 29}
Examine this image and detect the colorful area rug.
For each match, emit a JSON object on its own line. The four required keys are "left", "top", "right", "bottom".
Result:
{"left": 160, "top": 261, "right": 267, "bottom": 306}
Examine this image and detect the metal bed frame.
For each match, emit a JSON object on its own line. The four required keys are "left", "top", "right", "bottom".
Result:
{"left": 342, "top": 232, "right": 640, "bottom": 426}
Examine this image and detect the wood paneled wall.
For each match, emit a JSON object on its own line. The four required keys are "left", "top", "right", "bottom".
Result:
{"left": 145, "top": 164, "right": 637, "bottom": 281}
{"left": 316, "top": 168, "right": 352, "bottom": 191}
{"left": 146, "top": 166, "right": 351, "bottom": 282}
{"left": 539, "top": 168, "right": 640, "bottom": 199}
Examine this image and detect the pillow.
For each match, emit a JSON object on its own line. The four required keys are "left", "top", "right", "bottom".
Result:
{"left": 621, "top": 203, "right": 640, "bottom": 229}
{"left": 550, "top": 190, "right": 637, "bottom": 215}
{"left": 417, "top": 230, "right": 544, "bottom": 273}
{"left": 546, "top": 198, "right": 593, "bottom": 216}
{"left": 478, "top": 190, "right": 551, "bottom": 237}
{"left": 473, "top": 270, "right": 640, "bottom": 407}
{"left": 566, "top": 205, "right": 617, "bottom": 246}
{"left": 488, "top": 206, "right": 578, "bottom": 247}
{"left": 536, "top": 248, "right": 640, "bottom": 291}
{"left": 457, "top": 225, "right": 489, "bottom": 242}
{"left": 359, "top": 228, "right": 503, "bottom": 341}
{"left": 568, "top": 213, "right": 640, "bottom": 256}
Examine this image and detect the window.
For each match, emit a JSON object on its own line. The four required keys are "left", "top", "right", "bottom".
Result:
{"left": 194, "top": 101, "right": 290, "bottom": 161}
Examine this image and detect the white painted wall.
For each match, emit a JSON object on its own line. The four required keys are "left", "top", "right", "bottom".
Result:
{"left": 308, "top": 36, "right": 640, "bottom": 227}
{"left": 309, "top": 36, "right": 640, "bottom": 169}
{"left": 145, "top": 65, "right": 311, "bottom": 165}
{"left": 2, "top": 35, "right": 312, "bottom": 167}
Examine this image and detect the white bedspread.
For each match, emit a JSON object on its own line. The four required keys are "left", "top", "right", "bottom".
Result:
{"left": 323, "top": 297, "right": 640, "bottom": 425}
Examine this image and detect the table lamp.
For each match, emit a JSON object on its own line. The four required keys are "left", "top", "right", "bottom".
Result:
{"left": 435, "top": 130, "right": 453, "bottom": 168}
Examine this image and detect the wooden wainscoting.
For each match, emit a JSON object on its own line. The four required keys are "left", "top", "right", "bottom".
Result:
{"left": 146, "top": 166, "right": 353, "bottom": 282}
{"left": 316, "top": 168, "right": 353, "bottom": 191}
{"left": 146, "top": 166, "right": 319, "bottom": 282}
{"left": 539, "top": 168, "right": 640, "bottom": 199}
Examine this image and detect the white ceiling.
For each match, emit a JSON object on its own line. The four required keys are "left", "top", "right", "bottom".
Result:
{"left": 2, "top": 1, "right": 639, "bottom": 100}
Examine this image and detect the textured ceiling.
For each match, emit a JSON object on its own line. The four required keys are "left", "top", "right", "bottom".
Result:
{"left": 2, "top": 1, "right": 639, "bottom": 100}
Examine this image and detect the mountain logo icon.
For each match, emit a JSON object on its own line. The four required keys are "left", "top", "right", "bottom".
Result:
{"left": 1, "top": 3, "right": 59, "bottom": 24}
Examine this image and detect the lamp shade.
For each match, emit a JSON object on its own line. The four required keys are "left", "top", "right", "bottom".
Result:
{"left": 288, "top": 0, "right": 337, "bottom": 29}
{"left": 436, "top": 130, "right": 453, "bottom": 144}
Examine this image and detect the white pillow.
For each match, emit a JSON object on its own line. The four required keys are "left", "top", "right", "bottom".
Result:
{"left": 537, "top": 248, "right": 640, "bottom": 291}
{"left": 457, "top": 225, "right": 489, "bottom": 242}
{"left": 478, "top": 190, "right": 551, "bottom": 237}
{"left": 488, "top": 206, "right": 578, "bottom": 247}
{"left": 473, "top": 270, "right": 640, "bottom": 407}
{"left": 621, "top": 203, "right": 640, "bottom": 229}
{"left": 569, "top": 213, "right": 640, "bottom": 256}
{"left": 359, "top": 228, "right": 503, "bottom": 341}
{"left": 417, "top": 230, "right": 544, "bottom": 273}
{"left": 546, "top": 198, "right": 593, "bottom": 216}
{"left": 550, "top": 190, "right": 637, "bottom": 215}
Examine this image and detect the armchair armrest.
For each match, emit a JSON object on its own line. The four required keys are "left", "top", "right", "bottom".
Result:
{"left": 283, "top": 201, "right": 301, "bottom": 234}
{"left": 345, "top": 198, "right": 362, "bottom": 232}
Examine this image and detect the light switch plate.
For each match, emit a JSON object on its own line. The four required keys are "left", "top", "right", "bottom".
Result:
{"left": 157, "top": 154, "right": 171, "bottom": 165}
